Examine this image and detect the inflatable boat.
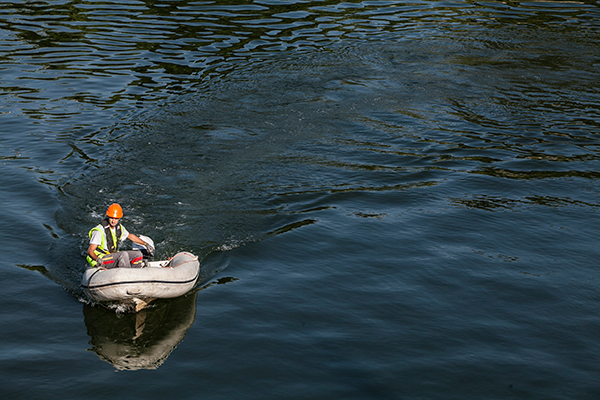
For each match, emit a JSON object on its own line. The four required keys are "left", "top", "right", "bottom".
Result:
{"left": 81, "top": 237, "right": 200, "bottom": 311}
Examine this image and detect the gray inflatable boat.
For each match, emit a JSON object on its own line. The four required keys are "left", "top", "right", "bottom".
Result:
{"left": 82, "top": 250, "right": 200, "bottom": 312}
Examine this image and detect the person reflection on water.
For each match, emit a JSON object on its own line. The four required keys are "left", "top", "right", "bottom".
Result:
{"left": 86, "top": 203, "right": 154, "bottom": 269}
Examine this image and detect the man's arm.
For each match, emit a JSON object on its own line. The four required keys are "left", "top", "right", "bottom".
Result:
{"left": 87, "top": 244, "right": 99, "bottom": 261}
{"left": 128, "top": 233, "right": 147, "bottom": 246}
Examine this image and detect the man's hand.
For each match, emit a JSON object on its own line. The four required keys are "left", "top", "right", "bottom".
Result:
{"left": 145, "top": 243, "right": 155, "bottom": 257}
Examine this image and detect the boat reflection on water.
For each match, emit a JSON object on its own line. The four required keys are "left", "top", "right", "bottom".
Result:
{"left": 83, "top": 291, "right": 198, "bottom": 370}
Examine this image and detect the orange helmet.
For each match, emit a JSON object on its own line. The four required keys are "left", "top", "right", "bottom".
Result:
{"left": 106, "top": 203, "right": 123, "bottom": 219}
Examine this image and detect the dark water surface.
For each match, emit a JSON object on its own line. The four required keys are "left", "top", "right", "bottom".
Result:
{"left": 2, "top": 0, "right": 600, "bottom": 398}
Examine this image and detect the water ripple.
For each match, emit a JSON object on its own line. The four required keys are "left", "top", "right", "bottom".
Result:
{"left": 1, "top": 0, "right": 599, "bottom": 198}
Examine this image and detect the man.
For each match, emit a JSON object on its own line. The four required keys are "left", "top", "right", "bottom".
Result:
{"left": 86, "top": 203, "right": 154, "bottom": 269}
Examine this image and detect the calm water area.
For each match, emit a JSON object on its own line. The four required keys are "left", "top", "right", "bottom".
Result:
{"left": 1, "top": 0, "right": 600, "bottom": 398}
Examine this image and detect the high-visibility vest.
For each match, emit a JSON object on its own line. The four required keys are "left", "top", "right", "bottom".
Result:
{"left": 86, "top": 219, "right": 126, "bottom": 266}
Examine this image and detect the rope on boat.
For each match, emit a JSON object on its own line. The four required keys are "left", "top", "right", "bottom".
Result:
{"left": 163, "top": 252, "right": 198, "bottom": 269}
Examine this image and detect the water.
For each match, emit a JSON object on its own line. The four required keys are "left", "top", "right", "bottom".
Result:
{"left": 1, "top": 0, "right": 600, "bottom": 398}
